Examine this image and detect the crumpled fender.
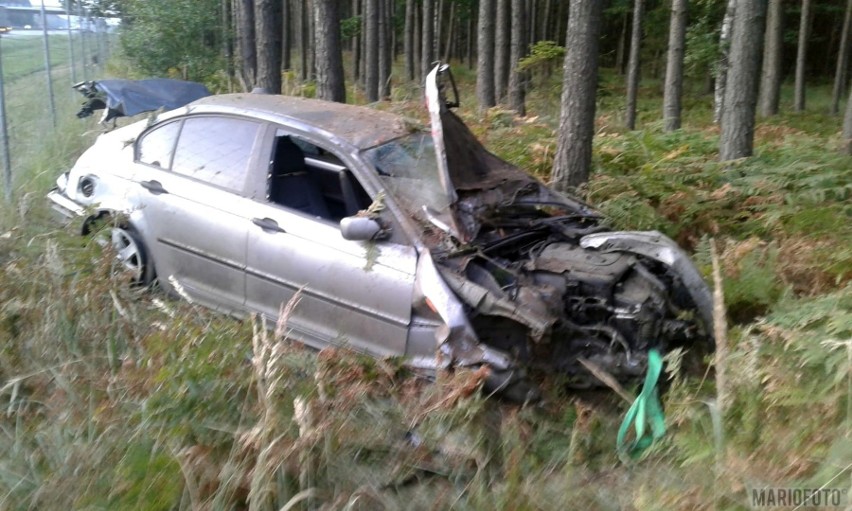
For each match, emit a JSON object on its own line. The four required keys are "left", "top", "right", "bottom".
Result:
{"left": 415, "top": 250, "right": 512, "bottom": 370}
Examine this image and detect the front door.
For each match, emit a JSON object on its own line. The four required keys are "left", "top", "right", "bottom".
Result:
{"left": 242, "top": 130, "right": 417, "bottom": 357}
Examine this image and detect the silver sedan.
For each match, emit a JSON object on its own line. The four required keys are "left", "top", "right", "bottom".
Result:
{"left": 48, "top": 65, "right": 713, "bottom": 399}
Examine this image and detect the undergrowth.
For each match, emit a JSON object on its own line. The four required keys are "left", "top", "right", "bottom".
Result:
{"left": 0, "top": 52, "right": 849, "bottom": 510}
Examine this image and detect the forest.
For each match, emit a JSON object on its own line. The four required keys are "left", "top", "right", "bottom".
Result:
{"left": 0, "top": 0, "right": 849, "bottom": 509}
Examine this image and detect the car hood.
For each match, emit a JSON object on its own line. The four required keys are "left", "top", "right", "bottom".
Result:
{"left": 424, "top": 64, "right": 597, "bottom": 243}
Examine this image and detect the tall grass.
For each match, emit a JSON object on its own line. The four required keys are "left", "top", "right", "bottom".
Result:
{"left": 0, "top": 47, "right": 849, "bottom": 509}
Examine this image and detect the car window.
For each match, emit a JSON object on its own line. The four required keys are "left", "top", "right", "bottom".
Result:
{"left": 137, "top": 120, "right": 182, "bottom": 169}
{"left": 171, "top": 116, "right": 260, "bottom": 192}
{"left": 265, "top": 130, "right": 374, "bottom": 222}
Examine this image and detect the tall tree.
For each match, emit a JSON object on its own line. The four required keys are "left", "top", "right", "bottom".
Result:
{"left": 283, "top": 0, "right": 292, "bottom": 71}
{"left": 508, "top": 0, "right": 527, "bottom": 116}
{"left": 378, "top": 0, "right": 392, "bottom": 99}
{"left": 404, "top": 0, "right": 416, "bottom": 81}
{"left": 719, "top": 0, "right": 767, "bottom": 161}
{"left": 421, "top": 0, "right": 435, "bottom": 80}
{"left": 314, "top": 0, "right": 345, "bottom": 102}
{"left": 476, "top": 0, "right": 496, "bottom": 111}
{"left": 794, "top": 0, "right": 812, "bottom": 112}
{"left": 255, "top": 0, "right": 282, "bottom": 93}
{"left": 494, "top": 0, "right": 511, "bottom": 103}
{"left": 365, "top": 0, "right": 380, "bottom": 101}
{"left": 831, "top": 0, "right": 852, "bottom": 115}
{"left": 844, "top": 81, "right": 852, "bottom": 154}
{"left": 352, "top": 0, "right": 361, "bottom": 83}
{"left": 714, "top": 0, "right": 736, "bottom": 124}
{"left": 552, "top": 0, "right": 604, "bottom": 191}
{"left": 236, "top": 0, "right": 257, "bottom": 90}
{"left": 759, "top": 0, "right": 783, "bottom": 117}
{"left": 625, "top": 0, "right": 644, "bottom": 130}
{"left": 663, "top": 0, "right": 688, "bottom": 131}
{"left": 300, "top": 0, "right": 309, "bottom": 81}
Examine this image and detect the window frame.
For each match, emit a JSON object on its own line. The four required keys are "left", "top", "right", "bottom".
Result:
{"left": 134, "top": 113, "right": 266, "bottom": 197}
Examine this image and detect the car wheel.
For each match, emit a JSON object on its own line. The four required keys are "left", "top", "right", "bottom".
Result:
{"left": 109, "top": 226, "right": 154, "bottom": 285}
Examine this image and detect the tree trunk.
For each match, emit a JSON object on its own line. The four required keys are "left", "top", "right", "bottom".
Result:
{"left": 404, "top": 0, "right": 416, "bottom": 81}
{"left": 663, "top": 0, "right": 687, "bottom": 131}
{"left": 494, "top": 0, "right": 510, "bottom": 103}
{"left": 236, "top": 0, "right": 256, "bottom": 91}
{"left": 308, "top": 0, "right": 316, "bottom": 80}
{"left": 443, "top": 2, "right": 455, "bottom": 62}
{"left": 300, "top": 0, "right": 309, "bottom": 81}
{"left": 714, "top": 0, "right": 736, "bottom": 124}
{"left": 378, "top": 0, "right": 391, "bottom": 99}
{"left": 476, "top": 0, "right": 496, "bottom": 111}
{"left": 353, "top": 0, "right": 361, "bottom": 83}
{"left": 256, "top": 0, "right": 283, "bottom": 93}
{"left": 283, "top": 0, "right": 292, "bottom": 71}
{"left": 415, "top": 2, "right": 422, "bottom": 80}
{"left": 831, "top": 0, "right": 852, "bottom": 115}
{"left": 552, "top": 0, "right": 603, "bottom": 192}
{"left": 314, "top": 0, "right": 346, "bottom": 102}
{"left": 843, "top": 80, "right": 852, "bottom": 154}
{"left": 719, "top": 0, "right": 767, "bottom": 161}
{"left": 625, "top": 0, "right": 644, "bottom": 130}
{"left": 421, "top": 0, "right": 435, "bottom": 79}
{"left": 508, "top": 0, "right": 526, "bottom": 116}
{"left": 365, "top": 0, "right": 379, "bottom": 101}
{"left": 466, "top": 10, "right": 474, "bottom": 69}
{"left": 616, "top": 11, "right": 627, "bottom": 75}
{"left": 759, "top": 0, "right": 783, "bottom": 117}
{"left": 794, "top": 0, "right": 812, "bottom": 112}
{"left": 436, "top": 0, "right": 444, "bottom": 58}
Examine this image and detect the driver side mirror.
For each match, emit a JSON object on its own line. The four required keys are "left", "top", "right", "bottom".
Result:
{"left": 340, "top": 216, "right": 388, "bottom": 241}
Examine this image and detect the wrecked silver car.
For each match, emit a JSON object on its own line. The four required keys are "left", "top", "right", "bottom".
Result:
{"left": 48, "top": 65, "right": 713, "bottom": 398}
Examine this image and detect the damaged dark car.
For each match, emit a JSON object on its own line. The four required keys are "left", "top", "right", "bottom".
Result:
{"left": 48, "top": 65, "right": 713, "bottom": 399}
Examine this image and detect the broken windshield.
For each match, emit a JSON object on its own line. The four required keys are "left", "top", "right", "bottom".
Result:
{"left": 364, "top": 132, "right": 452, "bottom": 218}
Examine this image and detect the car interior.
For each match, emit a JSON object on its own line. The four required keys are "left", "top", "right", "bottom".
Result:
{"left": 268, "top": 135, "right": 371, "bottom": 222}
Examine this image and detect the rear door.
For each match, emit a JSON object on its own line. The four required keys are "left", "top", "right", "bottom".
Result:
{"left": 132, "top": 115, "right": 264, "bottom": 311}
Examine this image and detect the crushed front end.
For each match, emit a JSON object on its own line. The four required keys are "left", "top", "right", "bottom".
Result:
{"left": 414, "top": 64, "right": 714, "bottom": 388}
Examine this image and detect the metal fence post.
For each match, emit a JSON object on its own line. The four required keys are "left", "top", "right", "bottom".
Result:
{"left": 66, "top": 0, "right": 77, "bottom": 85}
{"left": 0, "top": 35, "right": 12, "bottom": 202}
{"left": 40, "top": 0, "right": 57, "bottom": 127}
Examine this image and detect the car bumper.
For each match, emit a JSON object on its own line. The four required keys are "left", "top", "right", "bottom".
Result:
{"left": 46, "top": 189, "right": 86, "bottom": 221}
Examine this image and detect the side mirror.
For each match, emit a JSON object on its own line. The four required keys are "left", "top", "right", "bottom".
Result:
{"left": 340, "top": 216, "right": 386, "bottom": 241}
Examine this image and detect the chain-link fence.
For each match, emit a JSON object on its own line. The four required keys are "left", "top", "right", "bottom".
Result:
{"left": 0, "top": 6, "right": 117, "bottom": 201}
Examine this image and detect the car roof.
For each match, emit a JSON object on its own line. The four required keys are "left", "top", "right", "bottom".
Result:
{"left": 187, "top": 93, "right": 416, "bottom": 150}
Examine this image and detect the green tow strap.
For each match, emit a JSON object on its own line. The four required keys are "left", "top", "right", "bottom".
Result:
{"left": 616, "top": 349, "right": 666, "bottom": 461}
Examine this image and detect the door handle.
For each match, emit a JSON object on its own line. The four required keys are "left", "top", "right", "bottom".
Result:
{"left": 252, "top": 217, "right": 285, "bottom": 233}
{"left": 140, "top": 180, "right": 168, "bottom": 195}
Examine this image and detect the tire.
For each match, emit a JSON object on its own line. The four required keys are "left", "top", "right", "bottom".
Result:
{"left": 108, "top": 226, "right": 155, "bottom": 285}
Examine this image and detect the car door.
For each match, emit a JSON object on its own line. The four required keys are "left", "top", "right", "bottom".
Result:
{"left": 132, "top": 115, "right": 264, "bottom": 312}
{"left": 242, "top": 128, "right": 417, "bottom": 357}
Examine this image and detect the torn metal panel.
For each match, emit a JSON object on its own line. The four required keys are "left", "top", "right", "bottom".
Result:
{"left": 74, "top": 79, "right": 211, "bottom": 123}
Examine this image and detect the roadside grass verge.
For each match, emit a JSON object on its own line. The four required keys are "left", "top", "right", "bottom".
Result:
{"left": 0, "top": 55, "right": 849, "bottom": 509}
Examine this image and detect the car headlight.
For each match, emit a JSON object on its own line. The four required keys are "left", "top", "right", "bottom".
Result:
{"left": 55, "top": 172, "right": 69, "bottom": 192}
